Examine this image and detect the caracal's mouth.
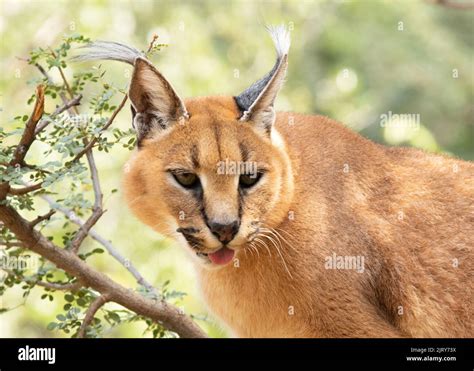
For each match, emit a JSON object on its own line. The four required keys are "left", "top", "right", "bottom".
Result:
{"left": 196, "top": 246, "right": 235, "bottom": 266}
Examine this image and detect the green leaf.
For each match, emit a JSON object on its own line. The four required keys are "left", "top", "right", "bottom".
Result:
{"left": 64, "top": 294, "right": 74, "bottom": 302}
{"left": 47, "top": 322, "right": 57, "bottom": 331}
{"left": 108, "top": 311, "right": 121, "bottom": 323}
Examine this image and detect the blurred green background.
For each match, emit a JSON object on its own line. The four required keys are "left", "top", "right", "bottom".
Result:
{"left": 0, "top": 0, "right": 473, "bottom": 337}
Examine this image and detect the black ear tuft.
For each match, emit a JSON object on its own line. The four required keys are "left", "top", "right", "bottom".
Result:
{"left": 235, "top": 25, "right": 290, "bottom": 135}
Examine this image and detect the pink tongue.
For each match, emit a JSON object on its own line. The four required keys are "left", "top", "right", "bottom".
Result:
{"left": 208, "top": 247, "right": 235, "bottom": 265}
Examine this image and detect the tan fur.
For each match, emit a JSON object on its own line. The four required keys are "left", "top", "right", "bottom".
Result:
{"left": 123, "top": 96, "right": 473, "bottom": 338}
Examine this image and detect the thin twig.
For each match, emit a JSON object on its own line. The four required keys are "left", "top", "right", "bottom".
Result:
{"left": 88, "top": 151, "right": 102, "bottom": 211}
{"left": 77, "top": 294, "right": 110, "bottom": 338}
{"left": 70, "top": 93, "right": 128, "bottom": 163}
{"left": 0, "top": 266, "right": 82, "bottom": 291}
{"left": 147, "top": 34, "right": 159, "bottom": 53}
{"left": 28, "top": 61, "right": 72, "bottom": 113}
{"left": 35, "top": 280, "right": 82, "bottom": 291}
{"left": 35, "top": 94, "right": 83, "bottom": 135}
{"left": 48, "top": 48, "right": 79, "bottom": 115}
{"left": 29, "top": 209, "right": 56, "bottom": 227}
{"left": 33, "top": 62, "right": 51, "bottom": 81}
{"left": 69, "top": 149, "right": 104, "bottom": 253}
{"left": 1, "top": 161, "right": 51, "bottom": 174}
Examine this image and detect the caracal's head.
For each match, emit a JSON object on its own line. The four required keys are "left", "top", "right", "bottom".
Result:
{"left": 78, "top": 26, "right": 293, "bottom": 267}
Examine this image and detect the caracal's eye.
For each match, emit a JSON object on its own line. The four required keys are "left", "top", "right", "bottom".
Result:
{"left": 239, "top": 172, "right": 263, "bottom": 189}
{"left": 173, "top": 172, "right": 199, "bottom": 189}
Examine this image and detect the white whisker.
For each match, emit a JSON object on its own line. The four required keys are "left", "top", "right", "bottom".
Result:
{"left": 259, "top": 232, "right": 293, "bottom": 279}
{"left": 267, "top": 227, "right": 298, "bottom": 253}
{"left": 254, "top": 237, "right": 272, "bottom": 257}
{"left": 251, "top": 242, "right": 261, "bottom": 258}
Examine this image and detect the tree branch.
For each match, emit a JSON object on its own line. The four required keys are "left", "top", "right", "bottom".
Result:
{"left": 40, "top": 194, "right": 158, "bottom": 296}
{"left": 77, "top": 294, "right": 109, "bottom": 338}
{"left": 69, "top": 149, "right": 104, "bottom": 253}
{"left": 9, "top": 182, "right": 43, "bottom": 196}
{"left": 0, "top": 204, "right": 207, "bottom": 338}
{"left": 5, "top": 94, "right": 82, "bottom": 198}
{"left": 9, "top": 85, "right": 45, "bottom": 167}
{"left": 0, "top": 55, "right": 205, "bottom": 338}
{"left": 29, "top": 209, "right": 56, "bottom": 227}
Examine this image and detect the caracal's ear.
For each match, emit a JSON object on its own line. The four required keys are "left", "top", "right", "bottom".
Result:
{"left": 72, "top": 41, "right": 188, "bottom": 143}
{"left": 235, "top": 25, "right": 290, "bottom": 136}
{"left": 129, "top": 58, "right": 188, "bottom": 142}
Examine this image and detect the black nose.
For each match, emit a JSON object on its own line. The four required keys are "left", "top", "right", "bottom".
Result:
{"left": 207, "top": 221, "right": 239, "bottom": 244}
